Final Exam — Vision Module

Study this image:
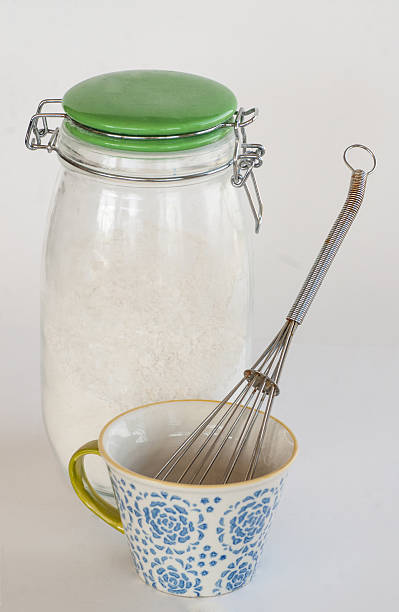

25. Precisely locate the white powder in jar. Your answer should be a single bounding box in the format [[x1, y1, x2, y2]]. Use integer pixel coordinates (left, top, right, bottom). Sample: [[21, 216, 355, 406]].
[[42, 172, 251, 494]]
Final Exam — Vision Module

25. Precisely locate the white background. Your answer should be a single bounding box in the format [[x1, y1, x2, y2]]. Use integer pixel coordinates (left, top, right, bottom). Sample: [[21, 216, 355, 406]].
[[1, 0, 398, 610]]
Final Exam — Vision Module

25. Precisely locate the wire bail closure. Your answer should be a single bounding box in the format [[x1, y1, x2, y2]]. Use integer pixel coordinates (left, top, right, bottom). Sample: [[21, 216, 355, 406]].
[[25, 101, 266, 233], [231, 108, 265, 233], [25, 99, 66, 153]]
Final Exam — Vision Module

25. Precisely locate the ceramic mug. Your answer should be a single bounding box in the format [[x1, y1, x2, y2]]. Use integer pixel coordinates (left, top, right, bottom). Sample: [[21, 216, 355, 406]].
[[69, 399, 297, 597]]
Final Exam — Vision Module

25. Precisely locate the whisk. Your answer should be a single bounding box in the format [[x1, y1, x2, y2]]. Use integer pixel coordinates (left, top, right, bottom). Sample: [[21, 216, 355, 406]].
[[155, 144, 376, 485]]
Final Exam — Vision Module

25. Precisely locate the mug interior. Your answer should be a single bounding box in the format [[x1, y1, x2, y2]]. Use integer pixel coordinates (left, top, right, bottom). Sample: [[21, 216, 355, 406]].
[[100, 399, 296, 485]]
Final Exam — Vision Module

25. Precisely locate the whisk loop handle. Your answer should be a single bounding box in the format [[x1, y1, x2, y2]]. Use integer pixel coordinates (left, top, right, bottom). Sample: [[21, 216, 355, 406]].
[[287, 145, 375, 325]]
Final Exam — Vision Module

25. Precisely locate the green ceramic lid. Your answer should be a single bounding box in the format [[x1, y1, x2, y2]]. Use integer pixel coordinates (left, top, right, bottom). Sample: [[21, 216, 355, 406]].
[[62, 70, 237, 152]]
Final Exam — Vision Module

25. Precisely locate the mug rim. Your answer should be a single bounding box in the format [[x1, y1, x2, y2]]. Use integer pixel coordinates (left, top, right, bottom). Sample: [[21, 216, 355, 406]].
[[98, 398, 298, 490]]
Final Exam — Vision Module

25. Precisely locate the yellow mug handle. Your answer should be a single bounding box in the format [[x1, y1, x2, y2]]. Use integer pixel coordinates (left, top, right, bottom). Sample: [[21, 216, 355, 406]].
[[68, 440, 124, 533]]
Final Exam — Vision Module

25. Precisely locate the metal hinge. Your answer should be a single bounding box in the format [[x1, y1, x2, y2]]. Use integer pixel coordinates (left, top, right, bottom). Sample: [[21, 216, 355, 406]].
[[231, 108, 265, 233], [25, 99, 65, 152]]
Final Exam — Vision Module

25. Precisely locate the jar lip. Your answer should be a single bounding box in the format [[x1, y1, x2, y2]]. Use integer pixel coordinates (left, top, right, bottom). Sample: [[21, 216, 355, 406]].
[[56, 122, 235, 182]]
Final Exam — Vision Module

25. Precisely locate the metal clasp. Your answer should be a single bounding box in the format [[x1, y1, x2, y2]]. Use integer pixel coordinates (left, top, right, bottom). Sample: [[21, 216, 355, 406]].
[[231, 108, 265, 233], [25, 99, 65, 152]]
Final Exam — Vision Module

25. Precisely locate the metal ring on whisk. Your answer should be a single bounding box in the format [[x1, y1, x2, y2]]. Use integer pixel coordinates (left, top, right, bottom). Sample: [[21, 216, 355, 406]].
[[343, 144, 376, 175]]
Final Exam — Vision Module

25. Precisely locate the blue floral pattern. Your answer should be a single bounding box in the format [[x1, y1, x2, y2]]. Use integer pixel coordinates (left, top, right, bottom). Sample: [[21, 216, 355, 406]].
[[108, 469, 286, 597], [131, 490, 206, 554], [216, 481, 284, 555], [147, 557, 202, 595], [213, 556, 256, 594]]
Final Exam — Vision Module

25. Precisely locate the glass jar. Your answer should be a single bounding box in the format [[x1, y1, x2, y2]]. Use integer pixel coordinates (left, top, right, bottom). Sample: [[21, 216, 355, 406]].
[[25, 71, 265, 495]]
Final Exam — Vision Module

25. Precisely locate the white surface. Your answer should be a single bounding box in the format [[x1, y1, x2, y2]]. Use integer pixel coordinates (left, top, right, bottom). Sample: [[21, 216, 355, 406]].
[[2, 346, 398, 611], [1, 0, 399, 610]]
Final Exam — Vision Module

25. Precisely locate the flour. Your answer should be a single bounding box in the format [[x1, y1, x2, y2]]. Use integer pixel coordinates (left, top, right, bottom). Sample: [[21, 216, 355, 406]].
[[42, 170, 251, 494]]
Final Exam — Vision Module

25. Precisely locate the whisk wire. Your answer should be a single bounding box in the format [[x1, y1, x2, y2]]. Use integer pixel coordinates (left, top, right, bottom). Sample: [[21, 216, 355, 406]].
[[178, 381, 257, 483], [246, 320, 297, 480], [180, 325, 294, 482], [154, 376, 247, 480], [193, 387, 260, 484], [155, 325, 289, 481], [222, 384, 268, 483], [223, 320, 295, 482]]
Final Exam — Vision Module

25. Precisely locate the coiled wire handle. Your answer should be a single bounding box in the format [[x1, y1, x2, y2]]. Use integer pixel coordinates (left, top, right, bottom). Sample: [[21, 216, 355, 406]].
[[287, 145, 376, 325]]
